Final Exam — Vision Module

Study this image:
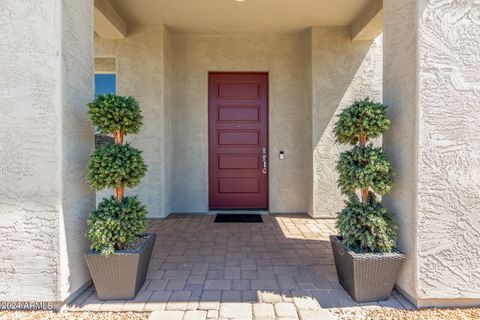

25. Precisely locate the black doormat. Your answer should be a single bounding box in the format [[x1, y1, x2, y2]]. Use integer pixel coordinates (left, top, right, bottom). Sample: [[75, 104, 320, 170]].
[[214, 214, 263, 223]]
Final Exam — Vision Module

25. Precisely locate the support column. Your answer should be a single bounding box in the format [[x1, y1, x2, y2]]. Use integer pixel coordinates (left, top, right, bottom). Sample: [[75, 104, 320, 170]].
[[384, 0, 480, 307], [0, 0, 94, 305], [309, 27, 383, 218]]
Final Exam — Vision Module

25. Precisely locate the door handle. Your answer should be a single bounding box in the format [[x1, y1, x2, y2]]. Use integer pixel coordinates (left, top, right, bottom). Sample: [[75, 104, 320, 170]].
[[262, 147, 267, 174]]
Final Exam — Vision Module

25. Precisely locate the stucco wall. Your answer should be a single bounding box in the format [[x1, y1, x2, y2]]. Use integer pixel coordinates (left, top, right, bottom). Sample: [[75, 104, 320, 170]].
[[60, 0, 95, 302], [382, 0, 418, 304], [95, 27, 383, 217], [310, 27, 383, 218], [163, 28, 174, 216], [95, 25, 167, 218], [0, 0, 94, 303], [305, 29, 314, 216], [384, 0, 480, 307], [415, 0, 480, 304], [169, 33, 310, 214]]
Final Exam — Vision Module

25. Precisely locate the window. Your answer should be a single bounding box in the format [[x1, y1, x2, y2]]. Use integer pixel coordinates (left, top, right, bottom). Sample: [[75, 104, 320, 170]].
[[94, 74, 116, 97]]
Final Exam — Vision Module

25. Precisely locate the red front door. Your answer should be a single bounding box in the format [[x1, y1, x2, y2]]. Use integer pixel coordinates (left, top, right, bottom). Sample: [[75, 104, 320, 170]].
[[209, 72, 269, 209]]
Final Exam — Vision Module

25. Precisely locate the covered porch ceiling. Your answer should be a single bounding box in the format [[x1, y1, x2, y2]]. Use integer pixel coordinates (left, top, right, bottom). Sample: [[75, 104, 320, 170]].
[[94, 0, 383, 40]]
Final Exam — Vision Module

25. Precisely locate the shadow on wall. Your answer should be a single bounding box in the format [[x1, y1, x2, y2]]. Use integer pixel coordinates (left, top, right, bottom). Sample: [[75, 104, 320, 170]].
[[312, 33, 383, 218], [68, 214, 411, 311]]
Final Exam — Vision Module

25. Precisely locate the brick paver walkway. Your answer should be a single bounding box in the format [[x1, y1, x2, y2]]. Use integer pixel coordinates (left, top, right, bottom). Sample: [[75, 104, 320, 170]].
[[69, 214, 414, 319]]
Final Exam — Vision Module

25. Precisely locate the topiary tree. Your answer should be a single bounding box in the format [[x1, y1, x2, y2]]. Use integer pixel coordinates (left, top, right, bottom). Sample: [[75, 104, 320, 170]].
[[86, 94, 148, 255], [334, 98, 397, 253]]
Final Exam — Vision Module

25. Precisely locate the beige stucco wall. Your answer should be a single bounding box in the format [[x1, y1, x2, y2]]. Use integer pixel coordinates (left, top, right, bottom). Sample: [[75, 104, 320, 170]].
[[94, 27, 383, 217], [0, 0, 94, 303], [310, 27, 383, 218], [384, 0, 480, 307], [305, 29, 314, 216], [169, 33, 311, 214], [95, 25, 167, 218], [163, 28, 174, 216], [383, 0, 418, 304]]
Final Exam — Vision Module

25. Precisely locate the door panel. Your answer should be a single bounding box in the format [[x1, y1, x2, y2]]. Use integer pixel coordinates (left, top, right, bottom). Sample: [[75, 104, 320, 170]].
[[218, 155, 259, 169], [218, 83, 260, 98], [218, 130, 260, 145], [218, 178, 260, 194], [217, 106, 260, 122], [209, 73, 268, 209]]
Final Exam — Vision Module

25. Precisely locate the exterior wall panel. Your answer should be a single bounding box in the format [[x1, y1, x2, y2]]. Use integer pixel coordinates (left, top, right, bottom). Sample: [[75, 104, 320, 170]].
[[0, 0, 94, 303], [169, 33, 310, 214], [384, 0, 480, 307], [95, 27, 383, 217], [95, 26, 166, 218], [310, 27, 383, 218]]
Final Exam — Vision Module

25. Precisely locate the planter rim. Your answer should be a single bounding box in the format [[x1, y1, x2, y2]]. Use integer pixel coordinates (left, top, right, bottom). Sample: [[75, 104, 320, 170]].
[[86, 233, 156, 256], [330, 235, 405, 259]]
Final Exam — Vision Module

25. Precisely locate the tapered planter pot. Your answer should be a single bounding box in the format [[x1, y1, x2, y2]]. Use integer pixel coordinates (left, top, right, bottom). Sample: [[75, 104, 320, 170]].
[[330, 235, 405, 303], [84, 233, 156, 300]]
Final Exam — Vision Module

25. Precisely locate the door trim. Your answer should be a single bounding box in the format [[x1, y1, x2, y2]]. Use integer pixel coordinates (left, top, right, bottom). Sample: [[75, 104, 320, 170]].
[[208, 71, 269, 210]]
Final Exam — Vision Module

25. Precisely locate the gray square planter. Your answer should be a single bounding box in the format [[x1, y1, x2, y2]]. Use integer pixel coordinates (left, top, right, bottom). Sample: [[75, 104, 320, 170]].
[[84, 233, 156, 300], [330, 235, 405, 303]]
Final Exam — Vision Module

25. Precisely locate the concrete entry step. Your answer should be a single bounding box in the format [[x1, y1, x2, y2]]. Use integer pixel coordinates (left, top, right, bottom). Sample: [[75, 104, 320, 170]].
[[208, 210, 270, 215]]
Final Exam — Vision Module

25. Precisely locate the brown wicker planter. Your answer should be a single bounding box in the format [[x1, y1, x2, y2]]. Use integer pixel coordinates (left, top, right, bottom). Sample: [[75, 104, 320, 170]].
[[84, 233, 156, 300], [330, 235, 405, 303]]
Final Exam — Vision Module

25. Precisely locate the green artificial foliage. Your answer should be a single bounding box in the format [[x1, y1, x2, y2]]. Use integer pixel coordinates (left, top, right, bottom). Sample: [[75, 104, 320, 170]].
[[87, 94, 143, 135], [334, 98, 397, 254], [336, 193, 397, 253], [85, 94, 148, 256], [337, 145, 394, 196], [87, 196, 147, 256], [334, 98, 391, 145], [86, 144, 147, 190]]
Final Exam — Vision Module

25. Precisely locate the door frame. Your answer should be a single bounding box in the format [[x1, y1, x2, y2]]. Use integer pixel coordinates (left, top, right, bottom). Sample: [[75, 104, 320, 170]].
[[207, 71, 269, 210]]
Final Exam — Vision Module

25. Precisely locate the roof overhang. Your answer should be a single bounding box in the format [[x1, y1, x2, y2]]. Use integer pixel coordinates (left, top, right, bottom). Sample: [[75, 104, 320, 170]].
[[94, 0, 383, 40]]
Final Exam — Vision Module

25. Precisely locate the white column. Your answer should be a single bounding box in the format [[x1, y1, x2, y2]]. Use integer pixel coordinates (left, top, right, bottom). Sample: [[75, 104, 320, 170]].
[[384, 0, 480, 307], [0, 0, 94, 304]]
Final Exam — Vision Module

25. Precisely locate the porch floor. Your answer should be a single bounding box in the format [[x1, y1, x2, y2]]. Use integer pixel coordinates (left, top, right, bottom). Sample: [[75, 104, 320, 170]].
[[69, 214, 414, 319]]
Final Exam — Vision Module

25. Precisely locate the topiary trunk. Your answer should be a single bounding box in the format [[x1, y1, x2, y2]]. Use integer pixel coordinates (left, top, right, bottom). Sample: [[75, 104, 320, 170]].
[[113, 129, 125, 203], [358, 133, 368, 202]]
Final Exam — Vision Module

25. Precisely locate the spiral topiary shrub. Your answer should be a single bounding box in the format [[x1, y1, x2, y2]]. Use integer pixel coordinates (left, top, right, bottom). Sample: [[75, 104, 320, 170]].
[[334, 98, 397, 253], [86, 94, 148, 255]]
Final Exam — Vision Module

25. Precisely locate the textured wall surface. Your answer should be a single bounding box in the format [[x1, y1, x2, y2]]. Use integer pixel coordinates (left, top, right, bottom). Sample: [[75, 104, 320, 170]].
[[163, 28, 174, 216], [60, 0, 95, 302], [305, 29, 314, 216], [310, 27, 383, 218], [169, 33, 311, 214], [384, 0, 480, 307], [383, 0, 418, 301], [416, 0, 480, 303], [0, 0, 94, 302], [94, 28, 383, 217], [95, 25, 167, 218]]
